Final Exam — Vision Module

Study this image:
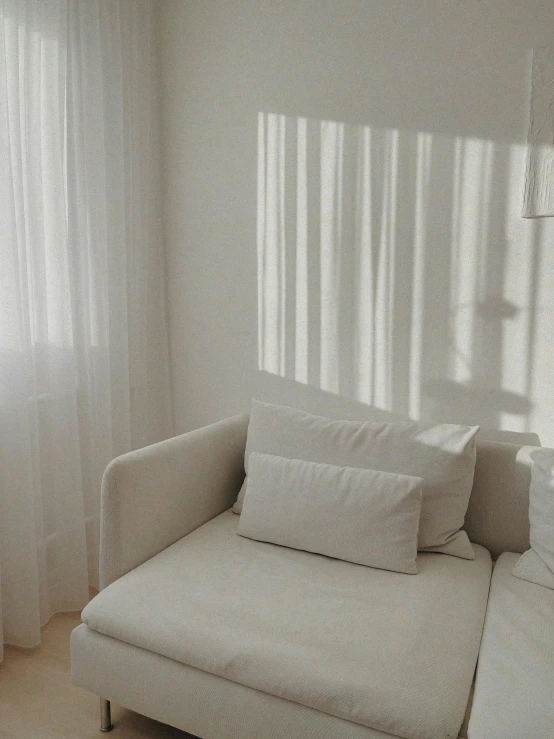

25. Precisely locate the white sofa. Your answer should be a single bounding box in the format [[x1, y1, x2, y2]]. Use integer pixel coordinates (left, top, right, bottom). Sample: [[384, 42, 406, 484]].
[[70, 414, 554, 739]]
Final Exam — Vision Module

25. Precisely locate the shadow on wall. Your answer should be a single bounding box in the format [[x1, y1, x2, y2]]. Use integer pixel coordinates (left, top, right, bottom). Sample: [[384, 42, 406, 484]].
[[256, 111, 547, 436]]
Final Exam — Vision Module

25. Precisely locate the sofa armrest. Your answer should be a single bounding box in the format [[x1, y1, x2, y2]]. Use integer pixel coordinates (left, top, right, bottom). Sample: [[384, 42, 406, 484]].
[[99, 414, 249, 589]]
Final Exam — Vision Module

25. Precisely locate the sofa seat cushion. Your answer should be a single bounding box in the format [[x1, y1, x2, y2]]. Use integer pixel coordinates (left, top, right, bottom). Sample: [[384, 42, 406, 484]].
[[82, 511, 492, 739], [468, 552, 554, 739]]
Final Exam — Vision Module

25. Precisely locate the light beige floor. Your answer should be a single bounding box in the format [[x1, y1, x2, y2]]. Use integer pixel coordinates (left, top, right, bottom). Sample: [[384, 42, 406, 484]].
[[0, 610, 196, 738]]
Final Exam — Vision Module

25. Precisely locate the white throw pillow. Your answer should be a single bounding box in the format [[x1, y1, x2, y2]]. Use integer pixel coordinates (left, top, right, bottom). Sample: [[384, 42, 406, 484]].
[[239, 453, 423, 574], [233, 400, 478, 559], [513, 449, 554, 589]]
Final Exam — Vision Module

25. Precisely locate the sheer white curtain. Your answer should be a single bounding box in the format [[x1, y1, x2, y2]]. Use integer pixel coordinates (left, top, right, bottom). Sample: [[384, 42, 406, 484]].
[[0, 0, 172, 660]]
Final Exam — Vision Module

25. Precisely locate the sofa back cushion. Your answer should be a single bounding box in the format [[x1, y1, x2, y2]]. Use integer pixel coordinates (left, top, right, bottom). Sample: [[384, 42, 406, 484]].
[[239, 453, 423, 574], [506, 448, 554, 588], [235, 399, 479, 559]]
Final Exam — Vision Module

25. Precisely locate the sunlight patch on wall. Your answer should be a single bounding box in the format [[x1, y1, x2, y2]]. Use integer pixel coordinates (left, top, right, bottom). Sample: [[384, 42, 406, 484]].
[[409, 132, 431, 419], [295, 117, 308, 385], [256, 111, 542, 433], [449, 138, 493, 387]]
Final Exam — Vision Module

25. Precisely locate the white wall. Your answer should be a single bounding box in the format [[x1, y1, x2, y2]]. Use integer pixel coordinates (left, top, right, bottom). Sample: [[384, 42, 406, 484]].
[[157, 0, 554, 445]]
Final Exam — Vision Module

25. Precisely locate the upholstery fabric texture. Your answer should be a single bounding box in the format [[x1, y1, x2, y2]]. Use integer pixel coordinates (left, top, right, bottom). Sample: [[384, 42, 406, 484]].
[[469, 552, 554, 739], [233, 399, 478, 558], [239, 453, 422, 574], [512, 548, 554, 589], [100, 414, 248, 588], [71, 625, 471, 739], [82, 510, 492, 739], [512, 448, 554, 589], [464, 440, 535, 558]]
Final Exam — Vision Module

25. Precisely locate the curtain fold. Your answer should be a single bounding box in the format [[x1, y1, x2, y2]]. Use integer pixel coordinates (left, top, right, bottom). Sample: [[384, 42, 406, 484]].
[[0, 0, 172, 661]]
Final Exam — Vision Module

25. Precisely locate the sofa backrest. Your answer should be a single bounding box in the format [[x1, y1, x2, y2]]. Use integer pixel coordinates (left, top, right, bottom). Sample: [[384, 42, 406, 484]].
[[239, 410, 536, 559], [465, 441, 536, 559]]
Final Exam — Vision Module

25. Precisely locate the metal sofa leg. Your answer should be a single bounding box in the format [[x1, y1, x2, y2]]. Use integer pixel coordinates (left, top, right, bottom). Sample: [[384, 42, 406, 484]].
[[100, 698, 113, 732]]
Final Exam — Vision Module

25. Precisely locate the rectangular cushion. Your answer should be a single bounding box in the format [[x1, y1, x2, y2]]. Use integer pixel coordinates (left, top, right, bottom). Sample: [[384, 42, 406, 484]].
[[239, 453, 422, 574], [72, 624, 472, 739], [82, 510, 492, 739], [233, 400, 478, 559], [512, 448, 554, 588], [469, 552, 554, 739], [464, 440, 535, 559]]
